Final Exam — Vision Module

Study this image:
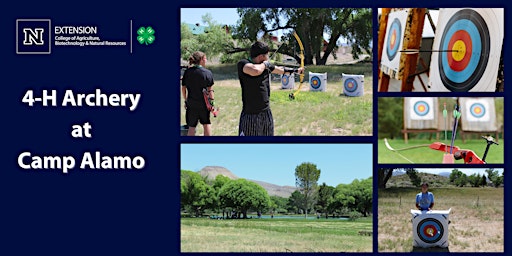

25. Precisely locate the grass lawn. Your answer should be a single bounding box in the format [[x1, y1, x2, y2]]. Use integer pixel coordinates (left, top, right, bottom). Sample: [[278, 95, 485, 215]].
[[180, 63, 373, 136], [181, 217, 373, 252], [378, 139, 504, 164]]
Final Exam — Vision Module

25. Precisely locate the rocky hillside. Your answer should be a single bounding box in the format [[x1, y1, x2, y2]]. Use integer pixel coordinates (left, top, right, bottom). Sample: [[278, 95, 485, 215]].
[[197, 166, 296, 198]]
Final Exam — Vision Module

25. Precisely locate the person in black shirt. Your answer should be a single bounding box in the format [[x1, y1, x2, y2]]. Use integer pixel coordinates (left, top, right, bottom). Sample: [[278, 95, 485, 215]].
[[181, 51, 214, 136], [237, 41, 304, 136]]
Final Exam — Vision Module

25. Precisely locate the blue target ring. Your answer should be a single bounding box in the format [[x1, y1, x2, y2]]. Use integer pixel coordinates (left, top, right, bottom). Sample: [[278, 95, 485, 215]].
[[344, 78, 358, 92], [386, 18, 402, 61], [417, 218, 444, 243], [282, 74, 290, 85], [413, 101, 430, 116], [310, 76, 321, 89], [469, 102, 486, 118], [438, 9, 490, 92]]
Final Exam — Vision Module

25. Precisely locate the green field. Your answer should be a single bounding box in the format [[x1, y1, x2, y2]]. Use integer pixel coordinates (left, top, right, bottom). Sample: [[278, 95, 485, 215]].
[[378, 187, 504, 252], [180, 63, 373, 136], [378, 139, 504, 164], [181, 217, 373, 252]]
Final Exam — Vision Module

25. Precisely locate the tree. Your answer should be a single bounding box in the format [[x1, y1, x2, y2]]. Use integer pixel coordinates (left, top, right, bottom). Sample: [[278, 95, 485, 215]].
[[218, 179, 270, 218], [405, 168, 421, 187], [468, 173, 482, 187], [316, 183, 335, 218], [180, 13, 233, 62], [449, 169, 467, 187], [329, 178, 372, 217], [212, 175, 232, 218], [234, 8, 372, 65], [378, 168, 394, 189], [378, 98, 404, 139], [485, 169, 503, 188], [287, 190, 305, 214], [481, 174, 487, 187], [180, 170, 216, 217], [269, 196, 289, 214], [294, 162, 321, 218]]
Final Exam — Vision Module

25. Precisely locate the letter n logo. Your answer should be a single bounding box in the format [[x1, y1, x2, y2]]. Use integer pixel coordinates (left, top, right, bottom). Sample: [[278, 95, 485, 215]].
[[23, 28, 45, 45], [16, 19, 51, 54]]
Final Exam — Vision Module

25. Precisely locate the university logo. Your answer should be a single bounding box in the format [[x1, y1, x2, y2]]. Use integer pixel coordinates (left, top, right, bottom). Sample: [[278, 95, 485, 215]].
[[16, 19, 51, 54]]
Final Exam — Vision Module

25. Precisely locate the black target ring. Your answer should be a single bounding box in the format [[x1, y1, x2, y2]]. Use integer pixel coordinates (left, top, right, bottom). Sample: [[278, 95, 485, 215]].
[[438, 9, 490, 92]]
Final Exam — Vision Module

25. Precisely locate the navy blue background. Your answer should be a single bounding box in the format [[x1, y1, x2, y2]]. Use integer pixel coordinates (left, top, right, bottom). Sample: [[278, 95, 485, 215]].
[[1, 1, 509, 255]]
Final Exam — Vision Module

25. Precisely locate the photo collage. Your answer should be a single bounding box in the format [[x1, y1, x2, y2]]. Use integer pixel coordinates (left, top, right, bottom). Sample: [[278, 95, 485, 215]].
[[179, 7, 504, 253]]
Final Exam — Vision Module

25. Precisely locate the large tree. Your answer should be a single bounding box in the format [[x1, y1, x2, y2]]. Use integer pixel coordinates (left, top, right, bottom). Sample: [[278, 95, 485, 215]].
[[218, 179, 270, 218], [294, 162, 321, 218], [180, 170, 216, 217], [234, 8, 372, 65], [329, 177, 372, 217], [316, 182, 335, 218]]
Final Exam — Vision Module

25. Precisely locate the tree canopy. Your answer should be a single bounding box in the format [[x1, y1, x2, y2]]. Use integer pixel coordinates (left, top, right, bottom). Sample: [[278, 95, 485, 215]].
[[294, 162, 321, 218], [234, 8, 372, 65]]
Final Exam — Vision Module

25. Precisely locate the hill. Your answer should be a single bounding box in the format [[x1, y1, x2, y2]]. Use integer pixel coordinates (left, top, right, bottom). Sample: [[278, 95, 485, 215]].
[[197, 166, 296, 198]]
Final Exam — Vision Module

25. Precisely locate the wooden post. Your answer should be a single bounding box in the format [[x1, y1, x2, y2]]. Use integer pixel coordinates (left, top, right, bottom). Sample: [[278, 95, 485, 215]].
[[378, 8, 391, 92], [400, 8, 426, 92]]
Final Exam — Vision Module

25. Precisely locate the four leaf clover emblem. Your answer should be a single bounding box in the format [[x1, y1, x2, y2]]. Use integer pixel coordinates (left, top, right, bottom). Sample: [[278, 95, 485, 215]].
[[137, 26, 155, 45]]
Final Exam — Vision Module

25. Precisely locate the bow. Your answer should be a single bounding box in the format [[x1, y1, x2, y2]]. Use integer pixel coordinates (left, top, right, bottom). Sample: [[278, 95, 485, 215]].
[[289, 31, 305, 100]]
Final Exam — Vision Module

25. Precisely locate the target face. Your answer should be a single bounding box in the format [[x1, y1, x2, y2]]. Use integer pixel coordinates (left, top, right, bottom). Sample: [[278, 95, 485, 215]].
[[408, 98, 435, 120], [463, 98, 492, 122], [438, 9, 490, 91], [344, 78, 358, 92], [282, 74, 290, 85], [413, 101, 430, 116], [386, 18, 402, 61], [417, 218, 444, 243], [469, 102, 486, 118], [310, 76, 321, 89]]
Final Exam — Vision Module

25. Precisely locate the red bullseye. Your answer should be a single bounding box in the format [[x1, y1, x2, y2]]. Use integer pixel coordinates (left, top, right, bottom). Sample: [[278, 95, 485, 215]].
[[446, 30, 472, 72], [390, 30, 397, 49], [423, 225, 438, 237]]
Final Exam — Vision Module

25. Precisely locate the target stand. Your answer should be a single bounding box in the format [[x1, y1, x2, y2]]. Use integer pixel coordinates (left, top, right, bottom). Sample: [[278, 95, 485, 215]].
[[411, 208, 451, 248]]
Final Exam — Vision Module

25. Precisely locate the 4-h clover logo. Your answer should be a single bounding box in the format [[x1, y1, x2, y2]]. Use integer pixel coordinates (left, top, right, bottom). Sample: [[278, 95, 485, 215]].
[[137, 26, 155, 45]]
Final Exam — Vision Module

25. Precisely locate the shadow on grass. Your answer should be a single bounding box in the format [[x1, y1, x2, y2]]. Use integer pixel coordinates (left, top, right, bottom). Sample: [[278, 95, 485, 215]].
[[412, 246, 450, 252]]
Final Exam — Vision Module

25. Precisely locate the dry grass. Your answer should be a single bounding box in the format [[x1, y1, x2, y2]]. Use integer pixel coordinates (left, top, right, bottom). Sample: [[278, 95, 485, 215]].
[[181, 218, 372, 252], [378, 187, 504, 252]]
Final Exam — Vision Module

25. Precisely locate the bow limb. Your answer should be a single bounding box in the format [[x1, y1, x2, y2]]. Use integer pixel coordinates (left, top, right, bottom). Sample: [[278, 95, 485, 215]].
[[290, 31, 305, 99]]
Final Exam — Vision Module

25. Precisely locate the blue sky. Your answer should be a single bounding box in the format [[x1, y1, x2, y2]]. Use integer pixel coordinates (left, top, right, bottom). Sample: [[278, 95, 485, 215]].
[[181, 144, 373, 187], [180, 8, 240, 26]]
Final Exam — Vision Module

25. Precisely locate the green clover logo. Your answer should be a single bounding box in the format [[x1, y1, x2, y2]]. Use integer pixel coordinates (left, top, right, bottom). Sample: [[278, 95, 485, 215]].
[[137, 26, 155, 45]]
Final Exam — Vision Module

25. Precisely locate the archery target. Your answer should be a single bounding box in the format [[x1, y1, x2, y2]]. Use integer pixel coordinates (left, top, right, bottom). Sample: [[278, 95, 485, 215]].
[[417, 218, 444, 243], [429, 8, 504, 92], [409, 98, 434, 120], [461, 98, 492, 122], [281, 73, 295, 89], [380, 9, 409, 76], [309, 72, 327, 91], [411, 209, 451, 248], [342, 73, 364, 96]]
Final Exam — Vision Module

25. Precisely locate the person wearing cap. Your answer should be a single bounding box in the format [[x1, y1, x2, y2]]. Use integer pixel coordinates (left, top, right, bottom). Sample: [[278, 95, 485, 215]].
[[416, 182, 435, 211], [237, 41, 304, 136]]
